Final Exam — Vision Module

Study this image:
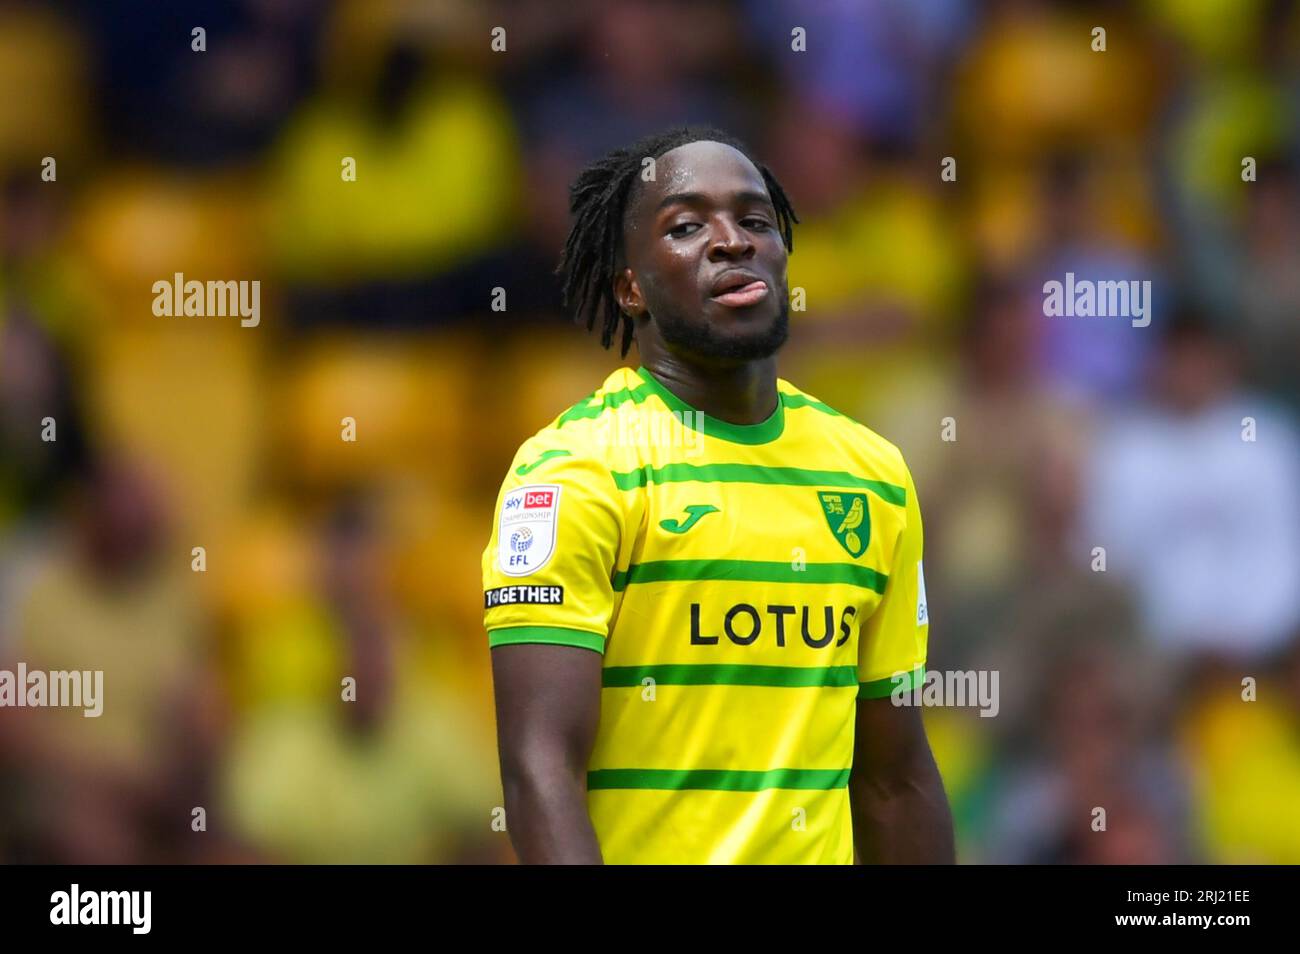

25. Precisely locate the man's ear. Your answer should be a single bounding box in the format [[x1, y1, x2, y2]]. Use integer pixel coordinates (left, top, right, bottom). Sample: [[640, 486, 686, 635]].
[[613, 267, 645, 318]]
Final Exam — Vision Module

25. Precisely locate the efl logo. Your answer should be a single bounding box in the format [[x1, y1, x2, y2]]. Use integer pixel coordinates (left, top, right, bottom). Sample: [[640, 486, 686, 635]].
[[498, 484, 560, 577]]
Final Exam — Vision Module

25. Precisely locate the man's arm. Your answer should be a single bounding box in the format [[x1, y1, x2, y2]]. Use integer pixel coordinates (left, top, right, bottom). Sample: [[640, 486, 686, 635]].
[[849, 695, 955, 864], [491, 643, 604, 864]]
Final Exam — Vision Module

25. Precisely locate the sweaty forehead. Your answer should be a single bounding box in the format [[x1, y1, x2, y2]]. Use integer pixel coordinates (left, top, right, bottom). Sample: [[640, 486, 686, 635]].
[[624, 140, 770, 228]]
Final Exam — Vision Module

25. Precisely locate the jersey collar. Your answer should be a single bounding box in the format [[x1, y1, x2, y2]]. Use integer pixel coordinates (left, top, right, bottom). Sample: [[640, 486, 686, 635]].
[[634, 366, 786, 445]]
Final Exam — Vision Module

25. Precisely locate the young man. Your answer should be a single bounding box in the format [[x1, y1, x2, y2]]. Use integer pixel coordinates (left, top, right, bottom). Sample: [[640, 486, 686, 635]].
[[482, 126, 955, 864]]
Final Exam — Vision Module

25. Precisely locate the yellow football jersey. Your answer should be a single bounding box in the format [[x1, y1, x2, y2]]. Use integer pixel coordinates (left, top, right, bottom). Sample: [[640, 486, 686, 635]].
[[482, 365, 929, 864]]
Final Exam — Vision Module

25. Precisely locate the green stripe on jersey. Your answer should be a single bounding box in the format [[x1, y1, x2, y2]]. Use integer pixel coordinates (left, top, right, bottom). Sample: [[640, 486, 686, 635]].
[[609, 462, 906, 505], [587, 767, 851, 792], [611, 559, 887, 593], [602, 663, 859, 688], [516, 449, 572, 475]]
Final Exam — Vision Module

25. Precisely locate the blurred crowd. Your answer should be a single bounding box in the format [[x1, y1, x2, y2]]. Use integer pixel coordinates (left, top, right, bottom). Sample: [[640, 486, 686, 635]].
[[0, 0, 1298, 863]]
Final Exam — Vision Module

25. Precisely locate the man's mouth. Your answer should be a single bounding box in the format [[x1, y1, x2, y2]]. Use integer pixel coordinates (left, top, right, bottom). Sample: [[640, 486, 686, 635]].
[[709, 274, 770, 308]]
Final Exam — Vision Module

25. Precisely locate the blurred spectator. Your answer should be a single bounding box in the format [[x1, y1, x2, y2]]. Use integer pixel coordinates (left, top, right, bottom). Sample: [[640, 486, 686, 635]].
[[773, 92, 968, 417], [985, 643, 1193, 863], [267, 34, 523, 320], [74, 0, 325, 166], [1176, 642, 1300, 863], [1027, 154, 1166, 404], [220, 494, 504, 863], [887, 276, 1092, 667], [0, 3, 89, 167], [1232, 160, 1300, 410], [744, 0, 976, 148], [0, 453, 222, 863], [1175, 154, 1300, 412], [1081, 310, 1300, 661], [0, 312, 89, 529]]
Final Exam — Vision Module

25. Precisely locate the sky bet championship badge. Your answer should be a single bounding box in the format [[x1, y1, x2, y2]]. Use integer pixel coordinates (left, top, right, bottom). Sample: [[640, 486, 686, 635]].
[[819, 491, 870, 558], [498, 484, 561, 576]]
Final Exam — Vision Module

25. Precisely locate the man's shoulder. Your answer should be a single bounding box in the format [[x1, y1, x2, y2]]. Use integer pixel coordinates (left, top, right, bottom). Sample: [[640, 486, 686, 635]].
[[549, 365, 651, 433], [778, 377, 910, 478], [504, 365, 642, 479]]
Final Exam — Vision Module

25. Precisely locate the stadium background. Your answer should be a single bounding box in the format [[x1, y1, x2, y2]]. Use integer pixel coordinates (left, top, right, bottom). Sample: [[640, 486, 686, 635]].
[[1, 0, 1298, 864]]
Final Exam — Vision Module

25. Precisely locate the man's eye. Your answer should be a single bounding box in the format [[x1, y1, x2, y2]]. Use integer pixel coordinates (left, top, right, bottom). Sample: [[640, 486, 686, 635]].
[[744, 218, 772, 231], [668, 223, 701, 238]]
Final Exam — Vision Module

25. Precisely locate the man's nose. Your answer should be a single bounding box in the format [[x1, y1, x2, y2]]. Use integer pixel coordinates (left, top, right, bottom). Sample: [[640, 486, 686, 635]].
[[707, 217, 754, 260]]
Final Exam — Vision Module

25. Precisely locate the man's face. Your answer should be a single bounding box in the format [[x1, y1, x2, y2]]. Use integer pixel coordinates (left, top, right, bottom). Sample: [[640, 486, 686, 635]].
[[615, 141, 789, 364]]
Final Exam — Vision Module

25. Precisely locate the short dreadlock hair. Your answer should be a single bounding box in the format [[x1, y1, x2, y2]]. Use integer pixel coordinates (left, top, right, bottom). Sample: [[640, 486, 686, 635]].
[[556, 126, 798, 358]]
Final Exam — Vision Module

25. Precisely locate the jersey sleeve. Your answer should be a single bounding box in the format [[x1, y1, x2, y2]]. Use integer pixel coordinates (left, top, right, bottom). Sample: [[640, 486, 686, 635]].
[[481, 439, 623, 654], [857, 461, 929, 699]]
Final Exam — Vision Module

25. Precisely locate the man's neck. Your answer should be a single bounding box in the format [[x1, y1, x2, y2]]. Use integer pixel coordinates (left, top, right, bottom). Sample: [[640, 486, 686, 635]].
[[639, 354, 779, 426]]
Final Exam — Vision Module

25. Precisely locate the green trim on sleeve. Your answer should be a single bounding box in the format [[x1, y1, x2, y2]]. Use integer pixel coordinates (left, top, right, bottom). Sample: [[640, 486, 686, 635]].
[[858, 665, 925, 699], [488, 626, 607, 654]]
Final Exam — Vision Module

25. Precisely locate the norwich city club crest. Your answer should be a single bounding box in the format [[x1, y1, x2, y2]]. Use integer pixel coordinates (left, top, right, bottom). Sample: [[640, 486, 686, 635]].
[[818, 492, 870, 558]]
